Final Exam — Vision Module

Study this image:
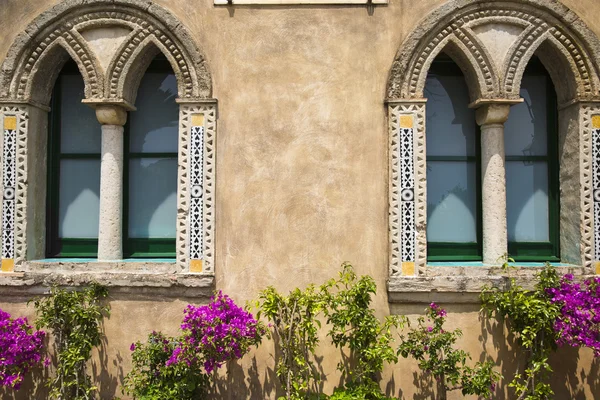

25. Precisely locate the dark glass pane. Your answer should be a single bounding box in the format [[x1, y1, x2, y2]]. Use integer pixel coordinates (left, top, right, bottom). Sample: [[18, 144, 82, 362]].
[[129, 73, 178, 153], [425, 74, 477, 156], [427, 161, 478, 242], [128, 158, 177, 238], [60, 74, 101, 153], [59, 159, 100, 238]]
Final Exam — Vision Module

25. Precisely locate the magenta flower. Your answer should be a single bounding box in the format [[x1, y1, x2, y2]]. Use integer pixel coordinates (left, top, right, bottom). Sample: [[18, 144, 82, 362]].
[[167, 291, 264, 374], [0, 309, 46, 390]]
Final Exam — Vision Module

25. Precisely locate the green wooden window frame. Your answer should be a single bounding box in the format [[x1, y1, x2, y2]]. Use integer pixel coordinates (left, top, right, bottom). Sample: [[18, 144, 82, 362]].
[[123, 56, 177, 258], [46, 60, 100, 257], [46, 57, 178, 258], [425, 56, 560, 262], [506, 59, 560, 262], [426, 56, 483, 261]]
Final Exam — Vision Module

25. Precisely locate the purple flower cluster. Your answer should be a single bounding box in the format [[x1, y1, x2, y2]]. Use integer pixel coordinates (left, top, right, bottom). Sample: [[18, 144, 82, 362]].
[[168, 291, 263, 373], [0, 309, 45, 390], [547, 274, 600, 356]]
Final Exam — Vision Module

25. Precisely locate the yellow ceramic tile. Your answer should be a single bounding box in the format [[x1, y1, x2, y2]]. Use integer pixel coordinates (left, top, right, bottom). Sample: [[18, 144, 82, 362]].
[[399, 115, 413, 129], [190, 259, 203, 273], [401, 261, 415, 276], [3, 116, 16, 130], [593, 115, 600, 129], [1, 259, 14, 272], [191, 114, 204, 127]]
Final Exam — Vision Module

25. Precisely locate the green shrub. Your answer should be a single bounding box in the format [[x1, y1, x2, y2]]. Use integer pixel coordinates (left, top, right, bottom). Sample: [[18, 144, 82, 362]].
[[32, 283, 109, 400]]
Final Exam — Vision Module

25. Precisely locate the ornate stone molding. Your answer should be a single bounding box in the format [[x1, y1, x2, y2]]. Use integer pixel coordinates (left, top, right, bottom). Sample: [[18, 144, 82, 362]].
[[387, 0, 600, 288], [387, 0, 600, 103], [0, 0, 212, 106], [178, 102, 217, 275], [584, 104, 600, 272], [0, 1, 217, 281], [388, 102, 426, 277], [0, 107, 28, 272]]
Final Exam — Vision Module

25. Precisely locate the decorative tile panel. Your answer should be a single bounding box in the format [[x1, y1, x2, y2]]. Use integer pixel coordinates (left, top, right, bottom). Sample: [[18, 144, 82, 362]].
[[389, 102, 426, 277], [1, 109, 27, 272], [592, 114, 600, 273], [178, 103, 217, 274]]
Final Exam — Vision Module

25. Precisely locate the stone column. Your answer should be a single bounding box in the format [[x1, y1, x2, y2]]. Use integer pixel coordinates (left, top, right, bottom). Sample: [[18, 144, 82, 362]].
[[476, 104, 511, 264], [95, 105, 127, 261]]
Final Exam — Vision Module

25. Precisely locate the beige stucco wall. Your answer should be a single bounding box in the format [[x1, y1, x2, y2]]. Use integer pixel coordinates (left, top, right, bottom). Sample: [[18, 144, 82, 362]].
[[1, 0, 600, 398]]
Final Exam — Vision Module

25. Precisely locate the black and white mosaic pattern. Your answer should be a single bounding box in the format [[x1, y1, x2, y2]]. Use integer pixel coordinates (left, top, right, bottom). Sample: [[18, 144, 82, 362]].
[[189, 125, 204, 261], [593, 127, 600, 261], [2, 126, 16, 260], [400, 126, 415, 262]]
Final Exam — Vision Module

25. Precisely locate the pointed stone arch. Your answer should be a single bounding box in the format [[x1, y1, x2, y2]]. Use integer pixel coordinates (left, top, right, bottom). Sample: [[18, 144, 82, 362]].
[[0, 0, 212, 107], [387, 0, 600, 283]]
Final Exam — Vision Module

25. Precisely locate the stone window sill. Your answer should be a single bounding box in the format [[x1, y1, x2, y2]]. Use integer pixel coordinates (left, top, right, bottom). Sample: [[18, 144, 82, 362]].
[[0, 260, 214, 298], [388, 263, 594, 304]]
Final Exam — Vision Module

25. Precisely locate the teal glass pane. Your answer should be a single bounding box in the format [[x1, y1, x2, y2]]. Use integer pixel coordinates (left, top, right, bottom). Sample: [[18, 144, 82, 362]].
[[505, 75, 547, 156], [506, 161, 549, 242], [128, 158, 177, 238], [60, 75, 101, 153], [425, 74, 477, 157], [427, 161, 478, 242], [129, 73, 178, 153], [59, 159, 100, 238]]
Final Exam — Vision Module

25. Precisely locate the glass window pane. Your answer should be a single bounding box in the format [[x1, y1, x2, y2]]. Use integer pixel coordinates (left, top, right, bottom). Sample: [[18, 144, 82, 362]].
[[60, 74, 101, 153], [506, 161, 549, 242], [128, 158, 177, 238], [505, 75, 547, 156], [59, 159, 100, 238], [129, 73, 178, 153], [427, 161, 478, 242], [425, 74, 477, 156]]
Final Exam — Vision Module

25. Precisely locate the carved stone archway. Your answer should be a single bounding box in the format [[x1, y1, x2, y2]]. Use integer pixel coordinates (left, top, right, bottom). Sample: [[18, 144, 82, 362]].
[[386, 0, 600, 285], [0, 0, 216, 277]]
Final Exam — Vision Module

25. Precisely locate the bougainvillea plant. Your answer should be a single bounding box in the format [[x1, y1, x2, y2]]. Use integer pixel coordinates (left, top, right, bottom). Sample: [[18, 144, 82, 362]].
[[122, 331, 208, 400], [168, 291, 265, 374], [0, 309, 46, 390], [547, 274, 600, 356], [397, 303, 500, 398]]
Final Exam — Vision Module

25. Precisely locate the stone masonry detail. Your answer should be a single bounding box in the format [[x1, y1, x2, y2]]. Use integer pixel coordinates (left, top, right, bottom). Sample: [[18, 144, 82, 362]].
[[0, 1, 216, 279]]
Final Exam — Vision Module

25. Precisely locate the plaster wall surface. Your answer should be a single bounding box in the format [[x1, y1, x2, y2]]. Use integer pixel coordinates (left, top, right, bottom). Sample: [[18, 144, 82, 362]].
[[1, 0, 600, 398]]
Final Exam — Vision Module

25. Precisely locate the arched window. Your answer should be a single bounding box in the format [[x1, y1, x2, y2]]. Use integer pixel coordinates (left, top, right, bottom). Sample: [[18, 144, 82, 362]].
[[46, 60, 101, 257], [124, 55, 178, 257], [505, 57, 559, 261], [46, 56, 179, 258], [426, 55, 481, 261]]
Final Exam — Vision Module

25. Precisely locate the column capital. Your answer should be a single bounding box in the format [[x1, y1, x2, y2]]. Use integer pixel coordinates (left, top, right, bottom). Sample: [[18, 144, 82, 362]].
[[95, 104, 127, 126], [475, 103, 512, 126]]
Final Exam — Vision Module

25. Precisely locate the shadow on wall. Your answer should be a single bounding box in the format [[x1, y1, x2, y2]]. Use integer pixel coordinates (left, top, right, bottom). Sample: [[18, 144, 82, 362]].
[[210, 356, 279, 400]]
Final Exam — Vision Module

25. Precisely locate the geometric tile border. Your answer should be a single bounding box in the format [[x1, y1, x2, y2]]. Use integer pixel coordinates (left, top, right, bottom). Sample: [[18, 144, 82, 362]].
[[388, 102, 426, 277], [1, 116, 16, 271], [592, 114, 600, 273], [0, 106, 27, 272], [177, 102, 217, 274]]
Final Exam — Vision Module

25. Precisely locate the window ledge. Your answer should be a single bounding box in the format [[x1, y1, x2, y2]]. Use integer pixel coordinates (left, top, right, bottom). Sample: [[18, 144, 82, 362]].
[[388, 263, 594, 304], [0, 261, 214, 298]]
